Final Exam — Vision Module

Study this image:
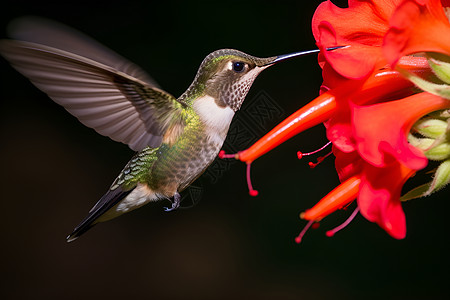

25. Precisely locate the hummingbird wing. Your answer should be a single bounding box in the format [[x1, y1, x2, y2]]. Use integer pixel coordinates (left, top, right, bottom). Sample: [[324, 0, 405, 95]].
[[6, 16, 160, 89], [0, 19, 187, 151]]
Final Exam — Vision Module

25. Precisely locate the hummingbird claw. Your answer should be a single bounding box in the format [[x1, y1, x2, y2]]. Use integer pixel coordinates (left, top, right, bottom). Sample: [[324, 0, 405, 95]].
[[164, 192, 181, 212]]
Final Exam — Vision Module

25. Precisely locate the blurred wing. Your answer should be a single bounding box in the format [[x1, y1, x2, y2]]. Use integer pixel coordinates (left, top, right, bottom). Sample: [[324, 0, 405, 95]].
[[7, 16, 159, 88], [0, 40, 186, 151]]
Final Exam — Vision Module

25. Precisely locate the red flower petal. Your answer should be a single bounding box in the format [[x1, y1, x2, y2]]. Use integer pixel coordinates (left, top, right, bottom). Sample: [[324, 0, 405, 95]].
[[327, 69, 416, 153], [319, 60, 349, 93], [333, 147, 363, 181], [358, 159, 414, 239], [383, 0, 450, 66], [312, 0, 400, 78], [351, 92, 450, 169]]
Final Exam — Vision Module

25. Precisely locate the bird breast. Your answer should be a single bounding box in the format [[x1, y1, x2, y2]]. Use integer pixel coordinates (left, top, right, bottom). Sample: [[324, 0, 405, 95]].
[[193, 94, 235, 141]]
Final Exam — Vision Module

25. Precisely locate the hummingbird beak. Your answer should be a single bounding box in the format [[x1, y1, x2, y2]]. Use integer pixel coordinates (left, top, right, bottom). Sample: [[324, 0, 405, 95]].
[[262, 46, 347, 67]]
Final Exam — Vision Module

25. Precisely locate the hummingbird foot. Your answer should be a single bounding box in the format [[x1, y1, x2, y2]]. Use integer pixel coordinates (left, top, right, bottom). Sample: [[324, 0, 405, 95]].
[[164, 192, 181, 212]]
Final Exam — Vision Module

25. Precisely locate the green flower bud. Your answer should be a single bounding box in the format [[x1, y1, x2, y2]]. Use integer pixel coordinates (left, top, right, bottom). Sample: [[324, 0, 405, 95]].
[[404, 109, 450, 201], [428, 53, 450, 85], [408, 135, 435, 151], [432, 159, 450, 192], [397, 53, 450, 100], [425, 142, 450, 160], [413, 118, 448, 139]]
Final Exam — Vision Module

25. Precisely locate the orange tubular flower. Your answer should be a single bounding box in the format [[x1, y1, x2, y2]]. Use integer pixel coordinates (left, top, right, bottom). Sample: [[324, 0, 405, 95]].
[[222, 0, 450, 241], [302, 175, 361, 221], [238, 61, 428, 163]]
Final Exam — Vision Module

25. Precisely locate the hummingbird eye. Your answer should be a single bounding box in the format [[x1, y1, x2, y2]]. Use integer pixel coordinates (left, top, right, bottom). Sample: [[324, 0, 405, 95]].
[[232, 61, 246, 73]]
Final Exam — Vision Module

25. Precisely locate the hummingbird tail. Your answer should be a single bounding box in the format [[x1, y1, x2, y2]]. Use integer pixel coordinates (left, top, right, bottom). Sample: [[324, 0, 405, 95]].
[[66, 186, 134, 242]]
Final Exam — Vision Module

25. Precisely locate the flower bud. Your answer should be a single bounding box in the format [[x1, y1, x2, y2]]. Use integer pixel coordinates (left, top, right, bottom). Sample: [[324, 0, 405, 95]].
[[425, 142, 450, 161], [428, 53, 450, 85], [413, 118, 448, 139], [432, 159, 450, 193]]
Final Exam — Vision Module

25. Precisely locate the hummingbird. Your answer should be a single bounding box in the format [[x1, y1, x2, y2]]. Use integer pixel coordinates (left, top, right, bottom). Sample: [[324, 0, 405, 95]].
[[0, 17, 319, 242]]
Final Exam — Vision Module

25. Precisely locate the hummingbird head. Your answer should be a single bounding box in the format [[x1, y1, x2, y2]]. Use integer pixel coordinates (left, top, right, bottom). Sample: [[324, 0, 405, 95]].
[[186, 49, 297, 112]]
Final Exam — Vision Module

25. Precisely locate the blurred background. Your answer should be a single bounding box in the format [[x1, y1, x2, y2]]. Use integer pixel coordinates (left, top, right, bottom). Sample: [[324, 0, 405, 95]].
[[1, 0, 449, 299]]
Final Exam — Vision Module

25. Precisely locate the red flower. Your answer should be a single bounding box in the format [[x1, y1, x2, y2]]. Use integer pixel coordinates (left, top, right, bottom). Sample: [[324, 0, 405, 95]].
[[305, 92, 449, 239], [303, 0, 450, 239], [221, 0, 450, 241], [312, 0, 399, 79]]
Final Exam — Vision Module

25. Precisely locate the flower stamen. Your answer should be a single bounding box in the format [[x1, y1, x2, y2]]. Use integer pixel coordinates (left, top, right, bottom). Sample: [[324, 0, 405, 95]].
[[297, 141, 332, 159], [308, 151, 333, 169], [219, 150, 258, 196], [246, 163, 258, 196], [295, 220, 314, 244], [218, 150, 239, 160], [325, 206, 360, 237]]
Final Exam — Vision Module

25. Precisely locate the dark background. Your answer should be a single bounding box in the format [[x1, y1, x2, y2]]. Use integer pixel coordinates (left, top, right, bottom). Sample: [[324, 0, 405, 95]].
[[1, 0, 449, 299]]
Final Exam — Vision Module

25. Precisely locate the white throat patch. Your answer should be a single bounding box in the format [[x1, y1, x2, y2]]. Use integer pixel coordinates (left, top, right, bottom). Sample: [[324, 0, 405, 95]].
[[193, 95, 235, 132]]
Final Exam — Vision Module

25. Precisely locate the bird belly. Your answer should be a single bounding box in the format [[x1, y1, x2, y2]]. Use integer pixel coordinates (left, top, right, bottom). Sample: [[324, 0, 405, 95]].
[[99, 133, 223, 224], [178, 135, 224, 191], [149, 131, 225, 195]]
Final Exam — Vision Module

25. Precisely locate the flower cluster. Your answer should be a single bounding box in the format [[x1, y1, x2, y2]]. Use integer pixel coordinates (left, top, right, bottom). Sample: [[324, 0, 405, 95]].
[[222, 0, 450, 241]]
